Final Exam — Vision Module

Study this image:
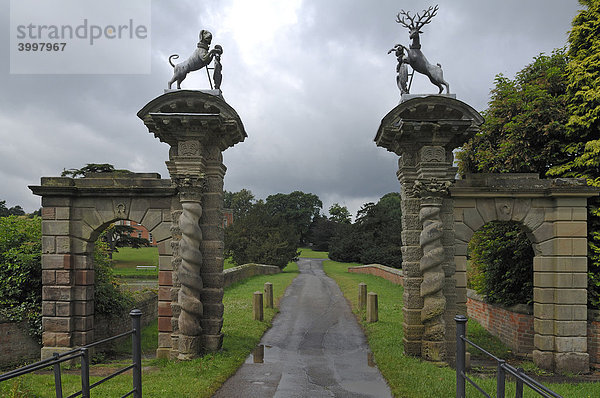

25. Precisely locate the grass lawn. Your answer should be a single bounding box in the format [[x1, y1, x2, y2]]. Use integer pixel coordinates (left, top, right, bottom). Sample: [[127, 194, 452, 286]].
[[0, 263, 300, 398], [298, 247, 329, 259], [112, 247, 159, 279], [322, 259, 600, 398]]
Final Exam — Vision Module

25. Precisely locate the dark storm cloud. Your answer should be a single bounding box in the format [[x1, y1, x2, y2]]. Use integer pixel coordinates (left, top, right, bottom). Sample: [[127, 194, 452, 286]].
[[0, 0, 581, 217]]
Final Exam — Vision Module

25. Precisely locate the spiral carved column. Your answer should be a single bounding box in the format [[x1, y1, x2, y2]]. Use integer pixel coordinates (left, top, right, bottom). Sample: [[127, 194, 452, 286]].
[[177, 186, 205, 359], [419, 195, 447, 362]]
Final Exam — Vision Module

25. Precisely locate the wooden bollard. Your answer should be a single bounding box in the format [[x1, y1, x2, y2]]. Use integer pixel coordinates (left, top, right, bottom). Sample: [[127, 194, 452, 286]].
[[253, 291, 263, 321], [367, 292, 378, 323], [264, 282, 273, 309], [358, 283, 367, 310]]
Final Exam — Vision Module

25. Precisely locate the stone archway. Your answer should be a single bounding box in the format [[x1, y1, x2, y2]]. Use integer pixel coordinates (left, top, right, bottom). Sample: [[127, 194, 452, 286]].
[[375, 95, 599, 373], [30, 172, 176, 359], [452, 173, 596, 373], [31, 89, 246, 360]]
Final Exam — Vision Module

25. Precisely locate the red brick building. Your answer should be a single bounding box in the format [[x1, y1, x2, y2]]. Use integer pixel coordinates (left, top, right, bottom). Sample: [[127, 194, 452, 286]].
[[114, 220, 157, 246]]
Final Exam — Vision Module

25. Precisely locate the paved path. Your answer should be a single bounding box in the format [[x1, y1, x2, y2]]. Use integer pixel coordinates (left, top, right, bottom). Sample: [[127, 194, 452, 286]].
[[213, 258, 392, 398]]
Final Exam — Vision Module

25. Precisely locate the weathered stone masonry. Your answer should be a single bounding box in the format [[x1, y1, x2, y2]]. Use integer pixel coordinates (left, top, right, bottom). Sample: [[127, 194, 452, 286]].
[[138, 90, 246, 359], [31, 90, 245, 361], [375, 95, 483, 364], [375, 95, 598, 373]]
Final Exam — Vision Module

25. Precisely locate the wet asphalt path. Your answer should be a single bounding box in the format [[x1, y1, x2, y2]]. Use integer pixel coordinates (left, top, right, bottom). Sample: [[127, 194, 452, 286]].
[[212, 258, 392, 398]]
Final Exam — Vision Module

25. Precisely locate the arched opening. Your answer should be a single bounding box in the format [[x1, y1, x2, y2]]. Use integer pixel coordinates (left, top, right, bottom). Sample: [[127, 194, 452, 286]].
[[466, 220, 535, 357]]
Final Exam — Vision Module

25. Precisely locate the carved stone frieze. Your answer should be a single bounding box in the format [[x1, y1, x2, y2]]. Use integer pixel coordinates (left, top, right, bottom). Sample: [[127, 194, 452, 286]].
[[420, 146, 446, 163]]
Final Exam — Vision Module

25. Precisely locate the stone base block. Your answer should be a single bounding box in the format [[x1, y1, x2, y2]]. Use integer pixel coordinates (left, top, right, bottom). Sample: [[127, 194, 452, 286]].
[[533, 350, 555, 372], [555, 352, 589, 374], [534, 350, 590, 373], [422, 340, 446, 362], [403, 338, 421, 356], [203, 333, 224, 352], [156, 347, 171, 359], [41, 346, 74, 360], [177, 335, 202, 360]]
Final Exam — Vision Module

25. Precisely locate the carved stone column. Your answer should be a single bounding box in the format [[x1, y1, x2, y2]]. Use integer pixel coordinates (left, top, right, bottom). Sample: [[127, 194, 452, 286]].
[[200, 144, 227, 351], [375, 95, 483, 365], [138, 90, 246, 359]]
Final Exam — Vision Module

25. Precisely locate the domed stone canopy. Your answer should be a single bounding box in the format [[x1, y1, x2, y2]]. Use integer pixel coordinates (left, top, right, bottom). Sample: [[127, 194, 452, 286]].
[[375, 95, 483, 155], [137, 90, 247, 151]]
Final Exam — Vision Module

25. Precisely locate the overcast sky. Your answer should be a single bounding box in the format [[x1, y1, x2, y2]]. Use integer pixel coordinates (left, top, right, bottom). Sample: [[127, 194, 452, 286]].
[[0, 0, 582, 219]]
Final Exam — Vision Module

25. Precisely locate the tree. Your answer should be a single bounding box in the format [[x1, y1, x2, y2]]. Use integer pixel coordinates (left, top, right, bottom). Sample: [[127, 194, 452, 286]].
[[329, 193, 403, 268], [0, 200, 26, 217], [458, 2, 600, 308], [328, 203, 351, 224], [223, 189, 255, 221], [61, 163, 118, 177], [224, 201, 299, 269], [457, 49, 570, 176], [307, 215, 337, 251], [102, 223, 150, 254], [265, 191, 322, 245], [545, 0, 600, 308]]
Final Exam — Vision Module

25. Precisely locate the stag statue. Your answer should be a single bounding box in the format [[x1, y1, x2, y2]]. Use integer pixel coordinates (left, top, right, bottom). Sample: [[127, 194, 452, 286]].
[[393, 5, 449, 94]]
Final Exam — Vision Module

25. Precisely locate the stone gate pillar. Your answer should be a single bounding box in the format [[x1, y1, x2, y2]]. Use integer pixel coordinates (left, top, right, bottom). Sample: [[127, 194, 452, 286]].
[[375, 95, 483, 363], [138, 90, 246, 359]]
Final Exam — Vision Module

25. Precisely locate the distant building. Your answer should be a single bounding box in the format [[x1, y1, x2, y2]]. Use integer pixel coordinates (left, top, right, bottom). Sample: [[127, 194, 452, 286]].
[[114, 211, 231, 245], [114, 220, 157, 246], [223, 209, 233, 228]]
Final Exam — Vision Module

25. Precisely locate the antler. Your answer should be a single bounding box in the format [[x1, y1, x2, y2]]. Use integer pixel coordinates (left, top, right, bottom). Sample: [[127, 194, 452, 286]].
[[396, 9, 416, 29], [396, 5, 439, 31], [414, 5, 438, 30]]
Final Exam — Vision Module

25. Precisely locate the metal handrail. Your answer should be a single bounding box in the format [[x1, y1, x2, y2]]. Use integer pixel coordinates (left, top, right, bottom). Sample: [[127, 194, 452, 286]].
[[0, 309, 143, 398], [455, 315, 562, 398]]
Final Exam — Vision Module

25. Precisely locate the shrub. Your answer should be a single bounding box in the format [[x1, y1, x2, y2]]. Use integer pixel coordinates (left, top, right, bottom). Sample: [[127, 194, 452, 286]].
[[468, 221, 534, 306], [0, 216, 133, 343], [93, 238, 133, 315], [0, 216, 42, 341]]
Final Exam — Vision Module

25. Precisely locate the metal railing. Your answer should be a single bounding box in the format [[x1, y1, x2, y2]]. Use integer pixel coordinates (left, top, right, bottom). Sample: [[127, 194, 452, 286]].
[[0, 309, 143, 398], [455, 315, 562, 398]]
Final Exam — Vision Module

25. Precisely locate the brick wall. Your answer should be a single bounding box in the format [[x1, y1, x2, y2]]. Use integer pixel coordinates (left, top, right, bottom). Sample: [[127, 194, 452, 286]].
[[0, 317, 41, 368], [466, 290, 534, 356], [347, 264, 404, 286], [347, 264, 600, 365]]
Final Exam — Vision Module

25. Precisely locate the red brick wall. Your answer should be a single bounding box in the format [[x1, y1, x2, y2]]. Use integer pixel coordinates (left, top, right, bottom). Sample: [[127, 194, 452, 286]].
[[347, 264, 404, 286], [467, 294, 534, 356]]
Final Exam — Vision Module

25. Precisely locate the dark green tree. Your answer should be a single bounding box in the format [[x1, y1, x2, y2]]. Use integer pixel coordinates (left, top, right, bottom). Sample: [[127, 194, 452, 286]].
[[224, 201, 299, 269], [307, 215, 337, 251], [328, 203, 351, 224], [61, 163, 117, 177], [457, 49, 570, 176], [546, 0, 600, 308], [0, 200, 26, 217], [102, 223, 150, 254], [329, 193, 403, 268], [223, 189, 255, 221], [265, 191, 322, 245]]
